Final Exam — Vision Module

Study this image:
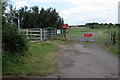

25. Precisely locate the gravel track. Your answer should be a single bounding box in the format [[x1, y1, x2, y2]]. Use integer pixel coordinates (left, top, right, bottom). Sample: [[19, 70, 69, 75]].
[[47, 31, 118, 78]]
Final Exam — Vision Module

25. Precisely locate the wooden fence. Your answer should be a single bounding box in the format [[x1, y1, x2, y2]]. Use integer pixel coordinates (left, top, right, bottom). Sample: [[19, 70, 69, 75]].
[[20, 28, 65, 42]]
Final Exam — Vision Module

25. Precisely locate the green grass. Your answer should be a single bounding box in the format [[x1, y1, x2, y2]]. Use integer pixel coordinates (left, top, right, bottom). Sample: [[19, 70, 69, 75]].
[[68, 33, 84, 38], [98, 42, 118, 56], [3, 40, 62, 77], [97, 31, 108, 42], [68, 27, 96, 38], [97, 30, 119, 56]]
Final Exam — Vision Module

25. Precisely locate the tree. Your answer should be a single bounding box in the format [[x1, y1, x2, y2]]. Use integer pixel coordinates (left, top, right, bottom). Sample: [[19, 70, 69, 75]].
[[12, 6, 64, 29], [109, 23, 113, 26], [2, 2, 29, 61], [104, 23, 108, 25]]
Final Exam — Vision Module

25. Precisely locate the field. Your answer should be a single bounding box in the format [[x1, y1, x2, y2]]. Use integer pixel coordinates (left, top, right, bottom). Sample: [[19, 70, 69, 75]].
[[68, 27, 92, 38], [68, 27, 107, 38]]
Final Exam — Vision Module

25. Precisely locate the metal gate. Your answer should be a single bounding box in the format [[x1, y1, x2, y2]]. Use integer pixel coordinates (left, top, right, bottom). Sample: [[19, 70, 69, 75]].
[[67, 27, 117, 43]]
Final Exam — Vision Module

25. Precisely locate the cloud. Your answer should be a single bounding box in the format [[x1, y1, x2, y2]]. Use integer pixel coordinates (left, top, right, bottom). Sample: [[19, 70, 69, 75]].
[[12, 0, 119, 24], [59, 0, 119, 24], [15, 1, 29, 9]]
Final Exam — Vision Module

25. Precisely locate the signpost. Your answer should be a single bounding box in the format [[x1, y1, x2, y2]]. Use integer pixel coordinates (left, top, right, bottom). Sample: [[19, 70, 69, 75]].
[[84, 34, 92, 42], [57, 29, 61, 34], [84, 34, 92, 37], [62, 24, 69, 29], [62, 24, 69, 41]]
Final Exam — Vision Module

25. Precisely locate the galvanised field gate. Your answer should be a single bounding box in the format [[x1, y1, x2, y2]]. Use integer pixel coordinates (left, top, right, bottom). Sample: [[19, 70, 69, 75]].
[[67, 26, 118, 44]]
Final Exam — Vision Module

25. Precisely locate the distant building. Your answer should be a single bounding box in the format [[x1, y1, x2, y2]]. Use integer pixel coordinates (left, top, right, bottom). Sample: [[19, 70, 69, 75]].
[[118, 1, 120, 24]]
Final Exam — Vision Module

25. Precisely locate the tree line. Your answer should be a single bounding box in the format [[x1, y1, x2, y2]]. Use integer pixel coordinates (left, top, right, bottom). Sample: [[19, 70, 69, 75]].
[[85, 22, 117, 29], [4, 3, 64, 29], [69, 22, 118, 29]]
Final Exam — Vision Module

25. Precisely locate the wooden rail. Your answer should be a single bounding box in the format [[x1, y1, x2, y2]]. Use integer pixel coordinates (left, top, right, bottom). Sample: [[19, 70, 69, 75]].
[[20, 28, 66, 42], [21, 28, 48, 42]]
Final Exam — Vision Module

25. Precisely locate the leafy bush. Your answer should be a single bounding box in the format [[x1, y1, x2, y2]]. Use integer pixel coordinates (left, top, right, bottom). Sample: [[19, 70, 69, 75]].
[[2, 23, 29, 61]]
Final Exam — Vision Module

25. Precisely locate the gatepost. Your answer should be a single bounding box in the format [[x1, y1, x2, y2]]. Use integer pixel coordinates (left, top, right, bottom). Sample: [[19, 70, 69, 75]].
[[47, 27, 52, 39], [62, 24, 69, 41]]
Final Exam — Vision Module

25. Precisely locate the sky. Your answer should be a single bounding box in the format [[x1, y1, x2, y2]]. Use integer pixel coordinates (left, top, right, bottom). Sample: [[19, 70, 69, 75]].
[[10, 0, 119, 25]]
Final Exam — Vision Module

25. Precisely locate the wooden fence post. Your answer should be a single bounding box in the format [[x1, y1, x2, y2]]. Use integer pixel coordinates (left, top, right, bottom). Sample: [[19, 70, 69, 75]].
[[26, 29, 29, 39], [51, 28, 53, 39], [43, 29, 45, 39], [112, 32, 116, 45], [40, 28, 43, 41], [54, 28, 57, 40], [108, 25, 111, 42], [64, 29, 67, 41], [47, 27, 52, 39]]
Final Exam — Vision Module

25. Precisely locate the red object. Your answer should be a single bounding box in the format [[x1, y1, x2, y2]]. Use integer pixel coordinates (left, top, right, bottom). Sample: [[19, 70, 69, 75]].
[[84, 34, 92, 37], [62, 24, 69, 29]]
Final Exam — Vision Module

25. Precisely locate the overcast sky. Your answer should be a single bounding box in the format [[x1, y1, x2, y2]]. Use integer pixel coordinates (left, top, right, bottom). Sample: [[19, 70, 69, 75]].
[[10, 0, 119, 25]]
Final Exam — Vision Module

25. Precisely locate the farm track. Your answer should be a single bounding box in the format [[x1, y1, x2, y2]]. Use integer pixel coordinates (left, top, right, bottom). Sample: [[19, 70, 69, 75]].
[[47, 30, 118, 78]]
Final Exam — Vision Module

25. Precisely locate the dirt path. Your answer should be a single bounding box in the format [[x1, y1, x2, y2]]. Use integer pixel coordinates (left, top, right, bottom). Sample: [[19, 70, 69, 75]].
[[47, 41, 118, 78], [47, 31, 118, 78]]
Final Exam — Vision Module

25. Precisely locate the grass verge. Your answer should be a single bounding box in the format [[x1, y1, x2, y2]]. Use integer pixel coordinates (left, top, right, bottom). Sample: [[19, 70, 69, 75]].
[[3, 40, 63, 77], [97, 31, 118, 56], [97, 42, 118, 56]]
